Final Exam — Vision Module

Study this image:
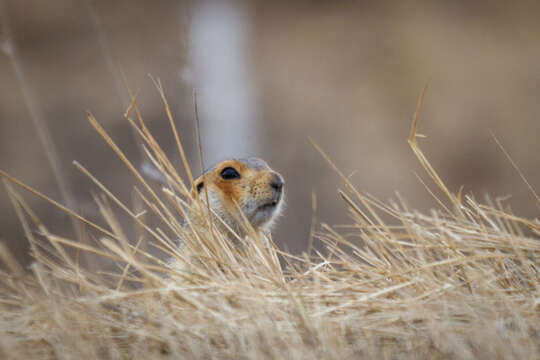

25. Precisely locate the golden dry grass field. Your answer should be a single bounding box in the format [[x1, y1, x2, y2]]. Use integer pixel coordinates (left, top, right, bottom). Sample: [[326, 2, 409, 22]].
[[0, 91, 538, 359]]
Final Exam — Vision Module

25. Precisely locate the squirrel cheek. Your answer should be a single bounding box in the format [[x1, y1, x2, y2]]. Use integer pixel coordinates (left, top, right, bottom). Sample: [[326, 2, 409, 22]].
[[252, 185, 267, 205]]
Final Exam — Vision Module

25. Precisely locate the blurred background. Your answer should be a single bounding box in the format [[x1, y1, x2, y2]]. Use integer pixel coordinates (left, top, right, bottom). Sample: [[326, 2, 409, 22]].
[[1, 0, 539, 265]]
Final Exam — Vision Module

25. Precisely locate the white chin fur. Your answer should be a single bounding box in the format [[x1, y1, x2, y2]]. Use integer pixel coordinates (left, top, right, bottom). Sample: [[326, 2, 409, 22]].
[[257, 200, 284, 233]]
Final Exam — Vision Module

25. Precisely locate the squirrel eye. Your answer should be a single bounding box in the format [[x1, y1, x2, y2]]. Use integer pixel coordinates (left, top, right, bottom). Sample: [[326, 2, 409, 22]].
[[196, 181, 204, 193], [220, 167, 240, 180]]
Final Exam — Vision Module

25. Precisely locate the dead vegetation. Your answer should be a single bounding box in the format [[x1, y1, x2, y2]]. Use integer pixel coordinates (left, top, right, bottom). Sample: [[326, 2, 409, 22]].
[[0, 87, 538, 359]]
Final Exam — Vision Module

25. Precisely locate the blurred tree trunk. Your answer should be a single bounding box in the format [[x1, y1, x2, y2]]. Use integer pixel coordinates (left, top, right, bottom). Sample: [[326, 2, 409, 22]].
[[189, 0, 259, 167]]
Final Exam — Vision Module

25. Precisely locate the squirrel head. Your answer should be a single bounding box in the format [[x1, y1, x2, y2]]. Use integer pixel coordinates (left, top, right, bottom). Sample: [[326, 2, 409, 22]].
[[191, 158, 284, 237]]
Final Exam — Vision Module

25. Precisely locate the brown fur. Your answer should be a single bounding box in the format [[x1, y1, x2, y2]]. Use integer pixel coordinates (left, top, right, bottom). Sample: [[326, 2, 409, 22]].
[[189, 157, 284, 240]]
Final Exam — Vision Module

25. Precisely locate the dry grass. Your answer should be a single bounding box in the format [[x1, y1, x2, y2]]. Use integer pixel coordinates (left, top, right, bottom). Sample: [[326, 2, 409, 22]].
[[0, 88, 539, 359]]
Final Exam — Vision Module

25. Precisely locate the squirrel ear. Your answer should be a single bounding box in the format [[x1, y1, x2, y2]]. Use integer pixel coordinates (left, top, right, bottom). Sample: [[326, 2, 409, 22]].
[[191, 181, 204, 197]]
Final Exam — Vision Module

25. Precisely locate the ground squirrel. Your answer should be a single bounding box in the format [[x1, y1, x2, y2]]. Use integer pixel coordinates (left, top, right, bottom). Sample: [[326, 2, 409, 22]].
[[187, 157, 285, 241]]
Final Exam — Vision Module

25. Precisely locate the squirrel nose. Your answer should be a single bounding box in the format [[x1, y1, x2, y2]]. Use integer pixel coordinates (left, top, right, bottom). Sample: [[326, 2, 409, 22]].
[[270, 174, 284, 193]]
